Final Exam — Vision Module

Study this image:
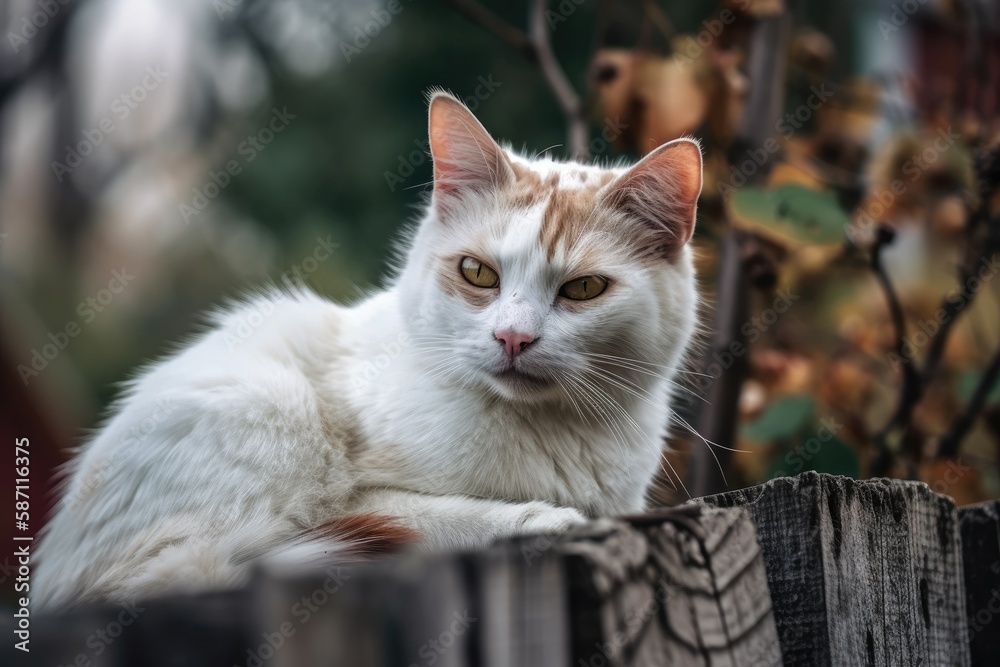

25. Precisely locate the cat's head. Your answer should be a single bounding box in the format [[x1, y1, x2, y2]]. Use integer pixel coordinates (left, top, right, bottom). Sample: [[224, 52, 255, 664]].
[[398, 91, 701, 404]]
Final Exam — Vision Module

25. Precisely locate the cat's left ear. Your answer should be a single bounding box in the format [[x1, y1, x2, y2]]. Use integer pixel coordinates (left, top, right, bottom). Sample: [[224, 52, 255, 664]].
[[604, 138, 703, 260], [428, 91, 513, 209]]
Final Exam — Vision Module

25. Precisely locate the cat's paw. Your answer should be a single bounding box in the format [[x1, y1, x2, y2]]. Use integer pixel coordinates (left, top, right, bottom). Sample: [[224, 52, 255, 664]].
[[515, 502, 587, 536]]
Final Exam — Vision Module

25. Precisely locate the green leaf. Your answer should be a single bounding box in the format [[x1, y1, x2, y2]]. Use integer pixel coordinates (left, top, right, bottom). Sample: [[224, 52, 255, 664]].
[[765, 433, 860, 480], [742, 395, 815, 442], [729, 183, 850, 246], [957, 371, 1000, 406], [804, 435, 860, 478]]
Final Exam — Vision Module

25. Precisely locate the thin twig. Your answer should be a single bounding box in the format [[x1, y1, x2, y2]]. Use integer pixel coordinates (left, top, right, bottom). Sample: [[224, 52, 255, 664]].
[[443, 0, 588, 159], [528, 0, 587, 159], [871, 225, 922, 444], [938, 347, 1000, 459], [440, 0, 535, 58]]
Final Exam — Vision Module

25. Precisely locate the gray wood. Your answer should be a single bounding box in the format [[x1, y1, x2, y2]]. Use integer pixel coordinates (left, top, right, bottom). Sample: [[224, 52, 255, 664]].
[[18, 504, 780, 667], [14, 473, 981, 665], [958, 499, 1000, 665], [563, 506, 782, 666], [699, 472, 971, 666]]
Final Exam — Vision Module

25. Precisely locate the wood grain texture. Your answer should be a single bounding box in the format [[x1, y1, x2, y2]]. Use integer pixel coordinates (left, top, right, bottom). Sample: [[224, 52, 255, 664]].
[[10, 474, 983, 665], [15, 505, 780, 667], [699, 472, 971, 667], [565, 506, 782, 666], [958, 500, 1000, 665]]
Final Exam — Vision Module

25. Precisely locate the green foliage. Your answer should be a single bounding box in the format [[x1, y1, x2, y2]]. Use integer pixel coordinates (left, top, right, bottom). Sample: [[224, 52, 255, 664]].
[[742, 394, 815, 442], [957, 371, 1000, 406], [730, 184, 850, 247]]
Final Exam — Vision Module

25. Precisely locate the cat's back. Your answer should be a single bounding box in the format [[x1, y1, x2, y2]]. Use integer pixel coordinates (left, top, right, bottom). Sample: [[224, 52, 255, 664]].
[[34, 290, 355, 607]]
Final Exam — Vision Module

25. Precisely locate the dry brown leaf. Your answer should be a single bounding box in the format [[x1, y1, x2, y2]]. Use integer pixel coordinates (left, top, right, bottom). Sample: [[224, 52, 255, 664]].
[[919, 459, 991, 506]]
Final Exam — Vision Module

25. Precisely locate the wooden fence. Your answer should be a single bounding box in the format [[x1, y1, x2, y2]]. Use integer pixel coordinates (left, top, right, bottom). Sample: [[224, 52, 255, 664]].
[[8, 472, 999, 666]]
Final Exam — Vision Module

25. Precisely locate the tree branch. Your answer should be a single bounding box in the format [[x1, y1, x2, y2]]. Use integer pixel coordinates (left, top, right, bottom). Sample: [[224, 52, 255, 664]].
[[442, 0, 588, 159], [937, 347, 1000, 459], [871, 225, 922, 445], [528, 0, 587, 159], [441, 0, 535, 59]]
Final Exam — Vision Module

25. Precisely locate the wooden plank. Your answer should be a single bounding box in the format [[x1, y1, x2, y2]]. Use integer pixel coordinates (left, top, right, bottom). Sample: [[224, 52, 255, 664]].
[[958, 499, 1000, 664], [699, 472, 971, 666], [16, 504, 778, 667], [564, 506, 782, 667]]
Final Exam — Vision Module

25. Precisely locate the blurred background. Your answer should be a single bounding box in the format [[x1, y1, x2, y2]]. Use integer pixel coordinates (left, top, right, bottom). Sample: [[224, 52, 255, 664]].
[[1, 0, 999, 572]]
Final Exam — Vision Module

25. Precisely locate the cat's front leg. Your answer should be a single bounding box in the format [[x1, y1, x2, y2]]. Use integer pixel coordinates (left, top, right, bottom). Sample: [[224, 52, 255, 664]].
[[346, 488, 587, 552]]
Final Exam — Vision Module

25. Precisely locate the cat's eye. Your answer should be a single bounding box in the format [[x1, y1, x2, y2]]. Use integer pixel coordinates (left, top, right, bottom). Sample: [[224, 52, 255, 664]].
[[460, 257, 500, 288], [559, 275, 608, 301]]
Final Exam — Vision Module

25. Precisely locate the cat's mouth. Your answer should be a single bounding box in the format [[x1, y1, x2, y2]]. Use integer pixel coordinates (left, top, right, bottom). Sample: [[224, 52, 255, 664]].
[[489, 367, 552, 389]]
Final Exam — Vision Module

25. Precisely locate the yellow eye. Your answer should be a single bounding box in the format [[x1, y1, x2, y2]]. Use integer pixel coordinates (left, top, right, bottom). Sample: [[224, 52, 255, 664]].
[[559, 275, 608, 301], [460, 257, 500, 288]]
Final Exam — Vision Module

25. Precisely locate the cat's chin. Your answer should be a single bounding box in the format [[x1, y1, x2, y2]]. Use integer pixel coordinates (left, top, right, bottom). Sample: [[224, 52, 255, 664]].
[[483, 368, 560, 402]]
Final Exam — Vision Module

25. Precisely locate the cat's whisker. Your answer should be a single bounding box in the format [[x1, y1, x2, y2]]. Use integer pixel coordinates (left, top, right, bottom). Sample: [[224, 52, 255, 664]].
[[581, 356, 708, 404], [401, 180, 435, 191], [582, 365, 668, 411], [553, 375, 589, 425], [575, 370, 660, 472], [578, 367, 699, 499], [412, 358, 466, 387], [656, 452, 689, 499], [533, 143, 563, 159], [668, 412, 729, 488], [580, 350, 709, 389], [577, 372, 690, 499], [565, 372, 633, 479], [667, 412, 750, 455]]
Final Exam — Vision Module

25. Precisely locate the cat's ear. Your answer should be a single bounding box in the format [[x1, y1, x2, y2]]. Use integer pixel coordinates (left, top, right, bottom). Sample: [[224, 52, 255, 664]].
[[428, 91, 513, 207], [604, 138, 703, 259]]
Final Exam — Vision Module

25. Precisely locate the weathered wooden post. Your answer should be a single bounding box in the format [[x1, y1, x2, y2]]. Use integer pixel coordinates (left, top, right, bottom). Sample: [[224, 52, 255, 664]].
[[699, 472, 971, 666], [959, 500, 1000, 665]]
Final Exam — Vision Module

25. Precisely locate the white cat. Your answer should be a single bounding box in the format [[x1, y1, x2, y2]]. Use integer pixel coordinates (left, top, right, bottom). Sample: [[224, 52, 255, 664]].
[[33, 91, 702, 610]]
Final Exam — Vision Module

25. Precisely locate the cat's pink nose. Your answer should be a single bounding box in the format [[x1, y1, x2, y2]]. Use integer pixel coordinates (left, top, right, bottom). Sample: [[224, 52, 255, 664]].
[[495, 329, 535, 359]]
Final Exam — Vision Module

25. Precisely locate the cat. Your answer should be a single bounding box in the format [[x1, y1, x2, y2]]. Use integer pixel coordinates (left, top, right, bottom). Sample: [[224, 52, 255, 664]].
[[33, 91, 703, 610]]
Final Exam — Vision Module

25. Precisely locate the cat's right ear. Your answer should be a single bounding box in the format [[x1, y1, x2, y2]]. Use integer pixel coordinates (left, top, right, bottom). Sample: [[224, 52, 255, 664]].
[[428, 91, 513, 211]]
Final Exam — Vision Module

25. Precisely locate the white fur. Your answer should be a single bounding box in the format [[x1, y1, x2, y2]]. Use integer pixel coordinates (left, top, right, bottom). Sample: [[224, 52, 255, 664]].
[[34, 112, 700, 610]]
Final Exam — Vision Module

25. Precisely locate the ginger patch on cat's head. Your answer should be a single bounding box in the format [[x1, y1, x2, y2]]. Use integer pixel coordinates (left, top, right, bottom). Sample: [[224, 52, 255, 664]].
[[425, 90, 702, 312]]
